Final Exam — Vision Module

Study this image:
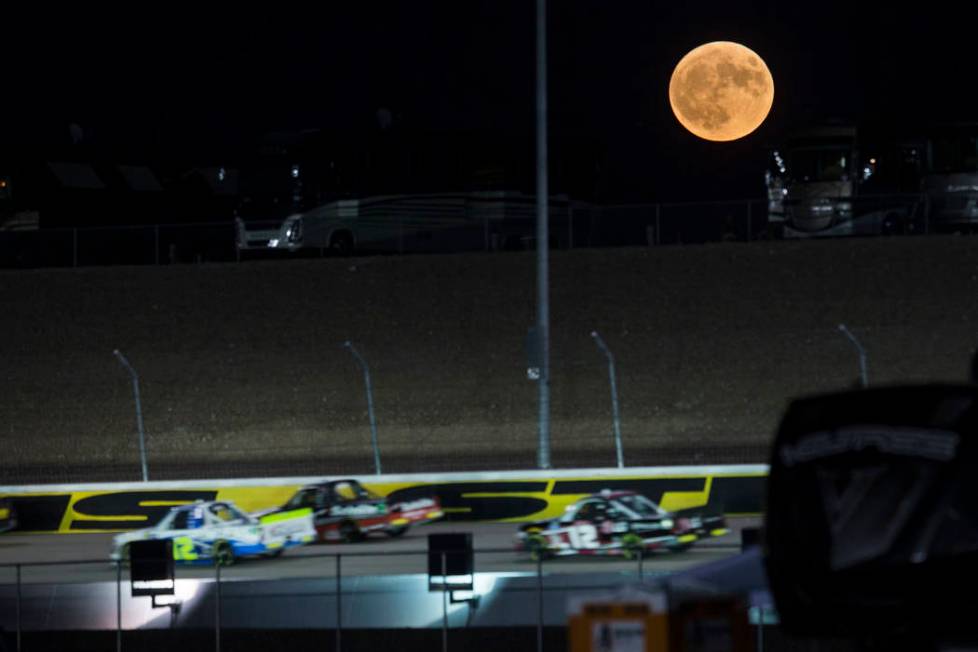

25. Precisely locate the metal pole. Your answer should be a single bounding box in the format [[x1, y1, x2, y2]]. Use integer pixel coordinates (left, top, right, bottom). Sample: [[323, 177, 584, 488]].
[[215, 561, 222, 652], [72, 228, 78, 267], [343, 341, 382, 474], [536, 556, 544, 652], [116, 560, 122, 652], [591, 331, 624, 468], [924, 194, 930, 234], [535, 0, 551, 470], [756, 605, 764, 652], [747, 200, 753, 241], [441, 552, 448, 652], [336, 554, 342, 652], [837, 324, 869, 387], [154, 225, 160, 265], [567, 205, 573, 249], [655, 204, 661, 245], [637, 548, 644, 581], [113, 350, 149, 482], [15, 564, 21, 652]]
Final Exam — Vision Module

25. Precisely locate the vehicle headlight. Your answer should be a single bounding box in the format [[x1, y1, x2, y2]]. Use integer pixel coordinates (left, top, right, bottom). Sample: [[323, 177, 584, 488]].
[[286, 220, 303, 243]]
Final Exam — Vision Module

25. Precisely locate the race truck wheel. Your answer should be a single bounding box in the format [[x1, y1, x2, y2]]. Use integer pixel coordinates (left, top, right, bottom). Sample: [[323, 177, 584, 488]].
[[385, 526, 409, 538], [213, 541, 235, 566], [882, 212, 906, 236], [621, 533, 645, 560], [339, 521, 364, 543], [329, 231, 354, 256], [526, 532, 551, 562]]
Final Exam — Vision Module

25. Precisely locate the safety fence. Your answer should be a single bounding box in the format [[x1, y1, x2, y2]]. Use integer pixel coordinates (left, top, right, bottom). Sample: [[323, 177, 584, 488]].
[[0, 542, 775, 652], [7, 189, 973, 270], [0, 197, 775, 269]]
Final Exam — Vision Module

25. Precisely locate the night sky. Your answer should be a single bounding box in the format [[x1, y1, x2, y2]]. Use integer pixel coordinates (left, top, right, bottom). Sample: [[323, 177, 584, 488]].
[[2, 1, 977, 202]]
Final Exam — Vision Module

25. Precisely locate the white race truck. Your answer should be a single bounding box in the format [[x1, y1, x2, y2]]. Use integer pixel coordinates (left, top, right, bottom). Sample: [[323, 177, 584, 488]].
[[110, 500, 315, 565]]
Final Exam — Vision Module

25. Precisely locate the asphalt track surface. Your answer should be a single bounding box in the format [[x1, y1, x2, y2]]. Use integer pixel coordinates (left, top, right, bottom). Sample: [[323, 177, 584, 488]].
[[0, 519, 757, 586]]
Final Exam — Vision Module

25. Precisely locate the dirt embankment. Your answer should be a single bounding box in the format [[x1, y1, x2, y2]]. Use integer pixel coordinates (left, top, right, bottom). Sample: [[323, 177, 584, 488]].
[[2, 236, 976, 483]]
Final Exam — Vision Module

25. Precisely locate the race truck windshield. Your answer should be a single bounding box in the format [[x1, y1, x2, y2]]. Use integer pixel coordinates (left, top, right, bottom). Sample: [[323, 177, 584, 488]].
[[161, 507, 203, 530], [210, 503, 249, 523], [790, 147, 850, 182], [333, 481, 380, 501], [615, 494, 667, 517]]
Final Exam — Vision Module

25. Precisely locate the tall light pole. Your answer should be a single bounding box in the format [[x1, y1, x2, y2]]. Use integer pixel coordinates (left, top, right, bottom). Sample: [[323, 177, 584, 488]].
[[343, 341, 382, 475], [591, 331, 624, 468], [535, 0, 551, 469], [113, 349, 149, 482], [837, 323, 868, 388]]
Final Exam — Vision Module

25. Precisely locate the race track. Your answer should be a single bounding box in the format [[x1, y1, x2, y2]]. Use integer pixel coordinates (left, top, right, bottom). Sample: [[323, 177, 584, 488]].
[[0, 519, 757, 585]]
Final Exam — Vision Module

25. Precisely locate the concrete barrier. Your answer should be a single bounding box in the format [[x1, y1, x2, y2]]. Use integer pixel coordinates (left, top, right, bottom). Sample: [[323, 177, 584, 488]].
[[0, 465, 767, 533]]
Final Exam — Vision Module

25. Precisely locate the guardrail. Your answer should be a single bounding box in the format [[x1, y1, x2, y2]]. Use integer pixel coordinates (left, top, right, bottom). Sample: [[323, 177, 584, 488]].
[[0, 465, 769, 533]]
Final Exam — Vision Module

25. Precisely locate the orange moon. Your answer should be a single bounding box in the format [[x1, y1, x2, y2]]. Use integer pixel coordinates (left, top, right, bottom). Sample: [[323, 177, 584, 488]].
[[669, 41, 774, 142]]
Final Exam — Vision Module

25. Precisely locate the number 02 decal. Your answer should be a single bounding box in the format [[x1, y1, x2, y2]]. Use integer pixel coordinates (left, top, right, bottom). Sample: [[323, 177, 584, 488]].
[[173, 536, 199, 560]]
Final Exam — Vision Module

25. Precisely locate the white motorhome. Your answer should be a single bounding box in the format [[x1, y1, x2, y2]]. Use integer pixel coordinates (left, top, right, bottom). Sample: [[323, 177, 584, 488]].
[[920, 123, 978, 231], [235, 190, 571, 255]]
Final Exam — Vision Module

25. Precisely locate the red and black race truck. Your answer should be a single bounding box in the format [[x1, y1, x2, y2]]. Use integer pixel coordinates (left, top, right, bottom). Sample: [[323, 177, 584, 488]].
[[267, 479, 443, 542]]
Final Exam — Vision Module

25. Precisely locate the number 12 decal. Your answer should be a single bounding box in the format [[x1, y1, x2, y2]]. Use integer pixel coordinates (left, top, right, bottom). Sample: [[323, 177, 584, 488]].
[[566, 524, 599, 549]]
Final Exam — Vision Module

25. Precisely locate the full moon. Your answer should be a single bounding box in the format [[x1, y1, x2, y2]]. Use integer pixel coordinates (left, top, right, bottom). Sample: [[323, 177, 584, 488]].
[[669, 41, 774, 142]]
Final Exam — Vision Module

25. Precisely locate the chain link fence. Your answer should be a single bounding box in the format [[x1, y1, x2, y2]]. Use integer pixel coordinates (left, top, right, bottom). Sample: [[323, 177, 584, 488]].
[[569, 199, 768, 247], [0, 222, 239, 268], [3, 192, 966, 270], [0, 196, 835, 270]]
